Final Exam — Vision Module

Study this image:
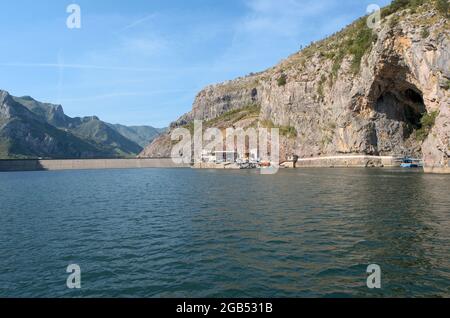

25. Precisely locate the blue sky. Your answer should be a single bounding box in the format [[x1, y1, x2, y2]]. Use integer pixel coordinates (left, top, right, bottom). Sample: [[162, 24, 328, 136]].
[[0, 0, 391, 127]]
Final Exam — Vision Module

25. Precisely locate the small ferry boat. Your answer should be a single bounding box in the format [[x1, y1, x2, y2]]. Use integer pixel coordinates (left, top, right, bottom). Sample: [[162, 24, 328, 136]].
[[400, 158, 422, 168]]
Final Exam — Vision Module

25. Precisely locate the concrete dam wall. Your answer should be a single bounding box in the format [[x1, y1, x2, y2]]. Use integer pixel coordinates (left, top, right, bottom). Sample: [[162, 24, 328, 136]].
[[0, 159, 188, 172]]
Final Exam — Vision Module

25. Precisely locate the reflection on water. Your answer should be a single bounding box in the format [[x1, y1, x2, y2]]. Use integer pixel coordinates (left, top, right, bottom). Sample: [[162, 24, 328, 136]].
[[0, 168, 449, 297]]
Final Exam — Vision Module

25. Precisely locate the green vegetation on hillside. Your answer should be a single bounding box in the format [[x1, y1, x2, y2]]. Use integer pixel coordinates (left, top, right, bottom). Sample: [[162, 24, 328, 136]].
[[317, 74, 327, 99], [443, 80, 450, 90], [260, 119, 298, 139], [207, 103, 261, 127], [183, 103, 261, 134], [381, 0, 425, 18], [282, 0, 449, 80], [299, 15, 379, 78], [421, 27, 430, 38], [416, 111, 439, 142], [277, 74, 287, 87], [181, 104, 297, 139], [279, 126, 298, 139], [332, 18, 378, 75], [436, 0, 450, 17], [382, 0, 448, 18]]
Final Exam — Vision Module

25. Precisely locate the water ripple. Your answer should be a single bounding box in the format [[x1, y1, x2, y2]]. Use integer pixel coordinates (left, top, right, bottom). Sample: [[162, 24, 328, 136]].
[[0, 168, 449, 297]]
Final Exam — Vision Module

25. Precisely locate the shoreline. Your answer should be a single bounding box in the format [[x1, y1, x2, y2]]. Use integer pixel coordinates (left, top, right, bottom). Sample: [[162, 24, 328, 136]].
[[1, 156, 448, 174], [283, 155, 398, 168]]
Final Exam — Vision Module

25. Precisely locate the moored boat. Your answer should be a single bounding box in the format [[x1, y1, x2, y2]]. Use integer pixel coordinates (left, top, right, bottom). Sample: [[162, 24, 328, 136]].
[[400, 158, 422, 168]]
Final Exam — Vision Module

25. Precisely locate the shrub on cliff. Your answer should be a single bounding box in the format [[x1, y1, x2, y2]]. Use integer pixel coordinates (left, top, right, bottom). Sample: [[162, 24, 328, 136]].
[[416, 111, 439, 142], [436, 0, 449, 17], [382, 0, 425, 17], [348, 24, 377, 73], [277, 74, 287, 87], [279, 126, 298, 139], [421, 28, 430, 38], [260, 120, 297, 139]]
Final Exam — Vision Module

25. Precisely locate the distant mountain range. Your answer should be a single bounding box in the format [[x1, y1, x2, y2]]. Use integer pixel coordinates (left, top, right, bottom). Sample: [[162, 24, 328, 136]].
[[0, 89, 165, 159], [108, 124, 165, 148]]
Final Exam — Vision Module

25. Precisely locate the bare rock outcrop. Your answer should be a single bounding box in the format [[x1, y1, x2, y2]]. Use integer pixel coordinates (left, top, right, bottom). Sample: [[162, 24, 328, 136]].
[[140, 3, 449, 172]]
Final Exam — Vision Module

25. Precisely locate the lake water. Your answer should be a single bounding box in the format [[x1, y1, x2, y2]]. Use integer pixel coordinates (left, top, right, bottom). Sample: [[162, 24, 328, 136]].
[[0, 168, 449, 298]]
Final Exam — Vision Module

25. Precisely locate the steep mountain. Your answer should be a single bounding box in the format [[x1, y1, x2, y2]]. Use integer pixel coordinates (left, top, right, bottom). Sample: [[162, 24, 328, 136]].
[[140, 0, 450, 173], [109, 124, 166, 148], [1, 92, 163, 159], [0, 91, 108, 159], [13, 96, 70, 128], [12, 95, 144, 155]]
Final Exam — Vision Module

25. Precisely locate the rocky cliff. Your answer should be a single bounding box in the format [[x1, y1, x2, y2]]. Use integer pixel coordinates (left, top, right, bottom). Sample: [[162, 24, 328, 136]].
[[140, 1, 449, 172], [0, 90, 104, 158]]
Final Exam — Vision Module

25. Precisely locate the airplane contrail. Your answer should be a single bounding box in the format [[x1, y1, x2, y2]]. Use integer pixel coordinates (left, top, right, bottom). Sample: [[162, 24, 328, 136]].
[[121, 14, 157, 31]]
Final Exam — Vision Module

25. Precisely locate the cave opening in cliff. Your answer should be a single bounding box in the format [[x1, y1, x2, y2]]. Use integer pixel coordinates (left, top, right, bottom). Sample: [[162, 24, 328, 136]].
[[375, 87, 426, 132]]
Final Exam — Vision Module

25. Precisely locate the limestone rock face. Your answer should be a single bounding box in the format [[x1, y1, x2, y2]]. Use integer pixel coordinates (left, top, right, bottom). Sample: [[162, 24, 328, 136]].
[[140, 5, 449, 172], [172, 77, 262, 128], [140, 133, 173, 158]]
